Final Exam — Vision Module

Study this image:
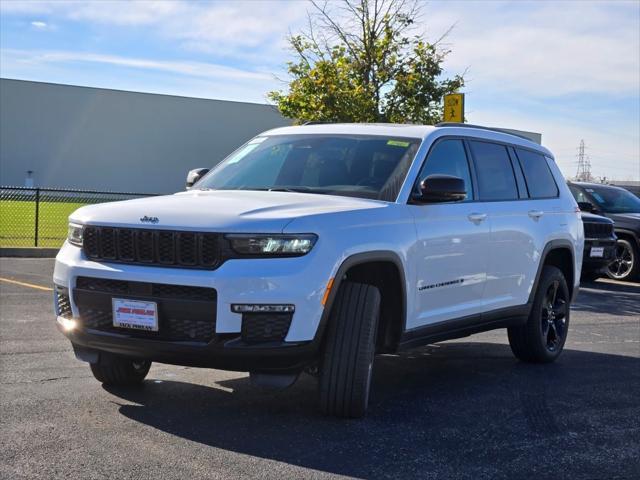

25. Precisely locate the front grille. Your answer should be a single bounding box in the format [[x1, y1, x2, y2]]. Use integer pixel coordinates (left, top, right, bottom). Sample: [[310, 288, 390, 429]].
[[76, 277, 129, 294], [241, 313, 292, 344], [78, 308, 215, 342], [83, 226, 221, 269], [584, 222, 614, 238], [73, 277, 217, 343], [55, 289, 72, 319], [76, 277, 216, 301]]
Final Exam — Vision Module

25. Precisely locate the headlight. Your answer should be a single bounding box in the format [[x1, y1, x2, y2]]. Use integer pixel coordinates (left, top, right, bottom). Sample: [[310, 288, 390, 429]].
[[67, 223, 84, 246], [226, 234, 317, 256]]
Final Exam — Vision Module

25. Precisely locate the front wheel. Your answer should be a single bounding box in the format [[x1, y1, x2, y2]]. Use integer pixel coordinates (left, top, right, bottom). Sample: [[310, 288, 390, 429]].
[[318, 281, 381, 418], [607, 238, 638, 282], [508, 266, 570, 363], [90, 355, 151, 386]]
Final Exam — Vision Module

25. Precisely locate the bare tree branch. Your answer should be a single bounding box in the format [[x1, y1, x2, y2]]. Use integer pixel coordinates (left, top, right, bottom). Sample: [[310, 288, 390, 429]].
[[309, 0, 360, 60], [270, 0, 465, 124]]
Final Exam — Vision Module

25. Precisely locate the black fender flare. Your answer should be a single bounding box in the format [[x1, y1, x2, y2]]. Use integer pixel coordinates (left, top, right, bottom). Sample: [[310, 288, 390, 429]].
[[613, 229, 639, 248], [528, 239, 577, 304], [311, 250, 408, 348]]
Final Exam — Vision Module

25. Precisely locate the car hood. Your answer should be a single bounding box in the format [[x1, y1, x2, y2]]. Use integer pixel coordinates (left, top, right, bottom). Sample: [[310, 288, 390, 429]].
[[69, 190, 389, 232], [604, 212, 640, 235], [608, 212, 640, 221], [580, 212, 613, 224]]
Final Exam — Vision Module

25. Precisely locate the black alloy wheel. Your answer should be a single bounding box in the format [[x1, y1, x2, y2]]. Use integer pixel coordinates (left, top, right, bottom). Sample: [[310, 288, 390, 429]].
[[541, 280, 568, 352], [508, 265, 570, 363], [607, 239, 637, 281]]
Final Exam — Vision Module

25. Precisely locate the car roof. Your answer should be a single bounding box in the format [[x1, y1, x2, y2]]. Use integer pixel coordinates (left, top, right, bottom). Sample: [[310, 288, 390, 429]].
[[262, 123, 436, 139], [570, 182, 626, 190], [262, 123, 551, 156]]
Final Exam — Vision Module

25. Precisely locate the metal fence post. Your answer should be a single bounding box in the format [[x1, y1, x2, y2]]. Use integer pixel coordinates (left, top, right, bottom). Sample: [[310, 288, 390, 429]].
[[1, 185, 160, 248], [34, 188, 40, 247]]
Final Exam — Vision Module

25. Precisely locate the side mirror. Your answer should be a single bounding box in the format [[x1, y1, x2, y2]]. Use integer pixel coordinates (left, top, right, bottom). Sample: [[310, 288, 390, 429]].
[[415, 175, 466, 203], [186, 168, 209, 189], [577, 201, 596, 213]]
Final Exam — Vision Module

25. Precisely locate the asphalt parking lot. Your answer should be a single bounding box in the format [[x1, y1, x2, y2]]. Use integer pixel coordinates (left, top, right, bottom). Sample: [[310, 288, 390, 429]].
[[1, 258, 639, 480]]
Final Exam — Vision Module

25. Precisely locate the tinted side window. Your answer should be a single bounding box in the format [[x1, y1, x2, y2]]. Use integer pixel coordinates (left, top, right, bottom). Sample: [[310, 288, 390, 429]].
[[468, 141, 518, 201], [515, 148, 559, 198], [569, 185, 589, 203], [416, 139, 473, 201]]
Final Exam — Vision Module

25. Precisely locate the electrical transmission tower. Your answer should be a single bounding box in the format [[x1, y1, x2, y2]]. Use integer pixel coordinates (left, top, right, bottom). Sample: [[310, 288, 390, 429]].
[[575, 139, 592, 182]]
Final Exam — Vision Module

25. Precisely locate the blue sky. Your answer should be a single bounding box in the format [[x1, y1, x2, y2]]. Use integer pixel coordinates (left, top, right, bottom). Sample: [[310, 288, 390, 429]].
[[1, 0, 639, 180]]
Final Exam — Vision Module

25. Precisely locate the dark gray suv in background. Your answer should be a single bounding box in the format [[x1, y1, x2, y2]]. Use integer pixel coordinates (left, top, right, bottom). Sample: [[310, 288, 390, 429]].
[[569, 182, 640, 282], [579, 212, 616, 282]]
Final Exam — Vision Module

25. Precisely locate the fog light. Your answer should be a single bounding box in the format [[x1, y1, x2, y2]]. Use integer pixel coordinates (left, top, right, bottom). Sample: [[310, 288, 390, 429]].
[[231, 304, 295, 314], [57, 316, 77, 332]]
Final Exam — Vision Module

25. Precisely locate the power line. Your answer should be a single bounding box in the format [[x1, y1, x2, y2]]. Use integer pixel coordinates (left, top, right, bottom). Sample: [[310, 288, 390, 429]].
[[575, 139, 592, 182]]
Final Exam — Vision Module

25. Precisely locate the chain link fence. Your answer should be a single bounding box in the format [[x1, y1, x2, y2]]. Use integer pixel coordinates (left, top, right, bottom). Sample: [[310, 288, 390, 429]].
[[0, 186, 160, 248]]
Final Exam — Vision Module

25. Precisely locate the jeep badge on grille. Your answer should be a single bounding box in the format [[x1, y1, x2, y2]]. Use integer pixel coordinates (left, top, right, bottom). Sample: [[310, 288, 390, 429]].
[[140, 216, 159, 224]]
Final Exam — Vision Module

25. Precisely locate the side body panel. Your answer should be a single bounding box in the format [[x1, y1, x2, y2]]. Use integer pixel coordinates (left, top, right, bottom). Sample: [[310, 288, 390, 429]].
[[482, 196, 567, 310], [398, 129, 582, 328]]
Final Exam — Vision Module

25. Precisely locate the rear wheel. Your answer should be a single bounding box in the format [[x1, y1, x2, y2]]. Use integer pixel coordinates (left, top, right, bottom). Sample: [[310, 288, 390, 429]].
[[607, 238, 638, 282], [319, 281, 381, 418], [508, 266, 570, 363], [90, 355, 151, 386]]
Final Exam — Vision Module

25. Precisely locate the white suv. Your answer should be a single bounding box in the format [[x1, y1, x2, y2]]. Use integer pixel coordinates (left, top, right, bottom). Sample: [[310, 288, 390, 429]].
[[54, 123, 583, 418]]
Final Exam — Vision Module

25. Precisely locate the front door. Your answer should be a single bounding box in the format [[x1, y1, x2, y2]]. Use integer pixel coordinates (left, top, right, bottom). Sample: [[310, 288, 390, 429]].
[[408, 138, 490, 329]]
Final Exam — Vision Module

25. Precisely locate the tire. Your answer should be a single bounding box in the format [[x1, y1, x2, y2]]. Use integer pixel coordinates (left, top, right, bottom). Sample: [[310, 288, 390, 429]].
[[508, 266, 570, 363], [90, 355, 151, 386], [319, 281, 381, 418], [606, 238, 639, 282]]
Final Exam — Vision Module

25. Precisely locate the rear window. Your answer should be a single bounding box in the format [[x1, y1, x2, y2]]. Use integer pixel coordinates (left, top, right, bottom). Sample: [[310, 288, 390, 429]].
[[468, 141, 519, 201], [515, 148, 559, 198]]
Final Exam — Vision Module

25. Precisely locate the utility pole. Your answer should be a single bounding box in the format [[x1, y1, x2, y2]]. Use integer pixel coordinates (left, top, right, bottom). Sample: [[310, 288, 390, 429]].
[[575, 139, 592, 182]]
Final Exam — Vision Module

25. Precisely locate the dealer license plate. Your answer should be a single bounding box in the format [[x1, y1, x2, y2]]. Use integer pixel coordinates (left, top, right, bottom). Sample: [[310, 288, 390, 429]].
[[112, 298, 159, 331], [590, 247, 604, 258]]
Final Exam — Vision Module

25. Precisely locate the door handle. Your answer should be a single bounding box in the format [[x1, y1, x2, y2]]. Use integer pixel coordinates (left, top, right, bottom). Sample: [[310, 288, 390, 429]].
[[528, 210, 544, 219], [468, 213, 487, 223]]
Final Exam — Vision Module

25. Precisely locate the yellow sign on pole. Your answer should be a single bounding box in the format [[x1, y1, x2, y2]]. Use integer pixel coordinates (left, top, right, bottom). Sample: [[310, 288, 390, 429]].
[[443, 93, 464, 123]]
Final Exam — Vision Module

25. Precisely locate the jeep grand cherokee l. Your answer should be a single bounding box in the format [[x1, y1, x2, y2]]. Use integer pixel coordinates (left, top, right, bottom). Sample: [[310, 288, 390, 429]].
[[54, 123, 583, 418]]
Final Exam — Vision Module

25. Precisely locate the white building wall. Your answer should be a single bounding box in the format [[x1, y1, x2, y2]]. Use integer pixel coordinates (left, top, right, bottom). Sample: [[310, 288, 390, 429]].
[[0, 79, 291, 193]]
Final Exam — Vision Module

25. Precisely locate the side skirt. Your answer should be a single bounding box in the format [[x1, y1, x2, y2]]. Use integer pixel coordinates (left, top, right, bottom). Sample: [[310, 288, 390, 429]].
[[397, 304, 530, 351]]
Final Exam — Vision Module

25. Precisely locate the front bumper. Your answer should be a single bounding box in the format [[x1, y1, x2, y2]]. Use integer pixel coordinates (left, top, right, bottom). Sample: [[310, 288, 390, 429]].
[[58, 318, 318, 372], [582, 238, 616, 270], [53, 241, 333, 371]]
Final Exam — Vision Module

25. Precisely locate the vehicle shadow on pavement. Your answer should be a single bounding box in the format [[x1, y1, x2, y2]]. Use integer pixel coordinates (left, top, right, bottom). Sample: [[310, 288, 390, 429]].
[[574, 280, 640, 316], [106, 343, 640, 479]]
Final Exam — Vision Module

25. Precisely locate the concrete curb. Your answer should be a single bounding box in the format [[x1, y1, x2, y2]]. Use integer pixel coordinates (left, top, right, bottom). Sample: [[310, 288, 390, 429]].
[[0, 247, 59, 258]]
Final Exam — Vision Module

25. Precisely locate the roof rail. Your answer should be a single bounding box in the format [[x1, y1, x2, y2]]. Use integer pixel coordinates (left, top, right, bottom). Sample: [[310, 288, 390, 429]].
[[434, 122, 533, 142], [301, 121, 332, 125]]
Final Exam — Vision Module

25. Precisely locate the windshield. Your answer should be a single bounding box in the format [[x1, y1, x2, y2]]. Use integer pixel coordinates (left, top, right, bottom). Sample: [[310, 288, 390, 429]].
[[585, 185, 640, 213], [196, 134, 421, 201]]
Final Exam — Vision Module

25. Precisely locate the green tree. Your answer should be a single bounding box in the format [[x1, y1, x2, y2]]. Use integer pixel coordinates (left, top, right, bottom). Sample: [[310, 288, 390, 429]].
[[268, 0, 465, 124]]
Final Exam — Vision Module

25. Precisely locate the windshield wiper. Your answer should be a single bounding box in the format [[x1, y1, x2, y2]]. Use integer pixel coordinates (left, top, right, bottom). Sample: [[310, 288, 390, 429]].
[[268, 187, 314, 193], [203, 186, 331, 195]]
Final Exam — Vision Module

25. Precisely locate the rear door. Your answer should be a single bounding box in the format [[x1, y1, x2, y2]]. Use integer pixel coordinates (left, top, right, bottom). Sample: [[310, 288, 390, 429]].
[[408, 138, 490, 328], [511, 147, 565, 301], [467, 140, 534, 311]]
